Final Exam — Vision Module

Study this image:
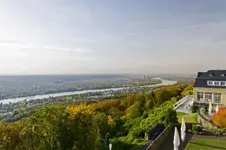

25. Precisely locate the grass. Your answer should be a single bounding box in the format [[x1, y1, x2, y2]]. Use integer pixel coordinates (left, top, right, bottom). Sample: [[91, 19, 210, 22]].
[[177, 112, 198, 124], [185, 139, 226, 150]]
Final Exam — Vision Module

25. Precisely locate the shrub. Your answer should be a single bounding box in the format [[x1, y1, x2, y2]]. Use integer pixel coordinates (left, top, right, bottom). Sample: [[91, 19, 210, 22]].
[[207, 128, 226, 136], [192, 125, 202, 133], [172, 123, 181, 131], [131, 128, 146, 138], [160, 115, 165, 122], [200, 107, 211, 121], [191, 105, 198, 113], [142, 111, 148, 119], [211, 107, 226, 128], [204, 105, 208, 112], [223, 132, 226, 136], [110, 138, 133, 150]]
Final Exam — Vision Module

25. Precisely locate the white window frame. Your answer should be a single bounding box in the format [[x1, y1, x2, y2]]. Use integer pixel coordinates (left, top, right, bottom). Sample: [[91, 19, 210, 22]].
[[197, 92, 204, 102], [207, 81, 214, 86], [215, 81, 220, 86], [220, 81, 226, 86], [205, 92, 212, 102], [213, 93, 221, 104], [207, 80, 226, 87]]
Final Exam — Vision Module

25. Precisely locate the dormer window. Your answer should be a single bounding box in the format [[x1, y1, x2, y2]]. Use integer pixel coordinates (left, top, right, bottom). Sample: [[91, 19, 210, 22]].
[[207, 81, 226, 86], [207, 81, 214, 86], [209, 73, 214, 77], [221, 81, 226, 86], [215, 81, 220, 86], [221, 74, 225, 77]]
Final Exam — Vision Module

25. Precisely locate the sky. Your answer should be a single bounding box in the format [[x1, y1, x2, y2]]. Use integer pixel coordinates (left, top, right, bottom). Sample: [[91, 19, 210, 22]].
[[0, 0, 226, 75]]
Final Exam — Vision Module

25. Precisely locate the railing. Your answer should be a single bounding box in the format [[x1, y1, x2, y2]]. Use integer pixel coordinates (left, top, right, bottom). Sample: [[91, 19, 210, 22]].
[[173, 95, 194, 110], [173, 98, 187, 110], [173, 97, 187, 107]]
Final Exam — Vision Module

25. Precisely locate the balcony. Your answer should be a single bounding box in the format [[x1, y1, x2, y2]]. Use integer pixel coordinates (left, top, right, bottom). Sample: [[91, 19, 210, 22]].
[[173, 95, 194, 114]]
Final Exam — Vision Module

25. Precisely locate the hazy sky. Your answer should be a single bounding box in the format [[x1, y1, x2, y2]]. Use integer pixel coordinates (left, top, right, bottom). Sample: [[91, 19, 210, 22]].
[[0, 0, 226, 75]]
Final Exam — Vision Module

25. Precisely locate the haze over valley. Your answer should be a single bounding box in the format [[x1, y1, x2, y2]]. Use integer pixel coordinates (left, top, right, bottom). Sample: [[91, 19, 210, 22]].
[[0, 1, 226, 150]]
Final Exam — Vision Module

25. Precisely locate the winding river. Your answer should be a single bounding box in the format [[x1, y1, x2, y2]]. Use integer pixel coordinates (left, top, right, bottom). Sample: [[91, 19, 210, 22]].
[[0, 79, 177, 104]]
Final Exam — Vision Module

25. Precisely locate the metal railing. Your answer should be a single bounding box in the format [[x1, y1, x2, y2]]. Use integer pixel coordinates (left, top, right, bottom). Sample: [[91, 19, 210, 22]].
[[174, 96, 192, 109], [173, 95, 194, 113]]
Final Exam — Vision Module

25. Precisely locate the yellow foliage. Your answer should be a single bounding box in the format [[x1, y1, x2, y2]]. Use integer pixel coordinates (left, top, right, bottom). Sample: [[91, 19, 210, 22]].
[[66, 104, 95, 119], [108, 115, 116, 127], [181, 83, 194, 96], [92, 99, 121, 112], [120, 115, 127, 121]]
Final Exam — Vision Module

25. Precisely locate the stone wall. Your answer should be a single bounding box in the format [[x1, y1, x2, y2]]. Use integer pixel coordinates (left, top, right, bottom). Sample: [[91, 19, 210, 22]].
[[197, 110, 218, 129]]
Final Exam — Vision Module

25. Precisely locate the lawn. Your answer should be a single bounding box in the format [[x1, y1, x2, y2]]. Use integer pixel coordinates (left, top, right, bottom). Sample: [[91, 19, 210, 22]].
[[185, 139, 226, 150], [177, 112, 198, 123]]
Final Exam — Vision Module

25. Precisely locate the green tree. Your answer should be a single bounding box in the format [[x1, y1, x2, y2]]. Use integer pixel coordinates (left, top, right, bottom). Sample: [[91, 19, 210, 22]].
[[145, 99, 154, 110], [94, 113, 109, 137], [164, 109, 178, 126], [125, 105, 141, 118]]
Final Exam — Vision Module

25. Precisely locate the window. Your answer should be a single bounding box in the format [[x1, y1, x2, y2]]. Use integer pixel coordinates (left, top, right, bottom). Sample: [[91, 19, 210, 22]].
[[207, 80, 226, 86], [207, 81, 214, 86], [221, 81, 226, 86], [205, 92, 212, 102], [221, 74, 225, 77], [214, 81, 220, 86], [214, 93, 221, 104], [197, 92, 203, 102]]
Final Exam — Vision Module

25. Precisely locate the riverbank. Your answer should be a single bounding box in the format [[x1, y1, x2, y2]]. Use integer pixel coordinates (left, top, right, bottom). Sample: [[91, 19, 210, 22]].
[[0, 79, 176, 104], [0, 76, 162, 100]]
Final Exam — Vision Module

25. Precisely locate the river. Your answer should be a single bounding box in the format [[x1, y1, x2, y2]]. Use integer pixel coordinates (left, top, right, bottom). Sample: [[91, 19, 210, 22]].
[[0, 79, 176, 104]]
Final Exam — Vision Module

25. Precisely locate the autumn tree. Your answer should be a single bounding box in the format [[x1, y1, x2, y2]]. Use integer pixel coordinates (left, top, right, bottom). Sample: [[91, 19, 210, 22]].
[[211, 107, 226, 128], [66, 104, 100, 150]]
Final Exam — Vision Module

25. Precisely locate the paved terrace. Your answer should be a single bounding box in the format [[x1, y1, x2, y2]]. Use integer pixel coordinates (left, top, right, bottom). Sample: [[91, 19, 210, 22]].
[[174, 95, 194, 114]]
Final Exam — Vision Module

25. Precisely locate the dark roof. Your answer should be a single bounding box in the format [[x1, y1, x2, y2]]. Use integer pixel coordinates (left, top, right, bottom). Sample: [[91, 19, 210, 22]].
[[196, 70, 226, 79], [194, 70, 226, 88]]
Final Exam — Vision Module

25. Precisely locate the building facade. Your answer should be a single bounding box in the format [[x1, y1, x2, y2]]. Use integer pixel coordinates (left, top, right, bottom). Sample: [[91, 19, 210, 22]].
[[193, 70, 226, 105]]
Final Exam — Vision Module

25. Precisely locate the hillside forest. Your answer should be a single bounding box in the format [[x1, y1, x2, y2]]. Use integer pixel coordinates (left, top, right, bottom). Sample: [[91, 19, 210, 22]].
[[0, 84, 193, 150]]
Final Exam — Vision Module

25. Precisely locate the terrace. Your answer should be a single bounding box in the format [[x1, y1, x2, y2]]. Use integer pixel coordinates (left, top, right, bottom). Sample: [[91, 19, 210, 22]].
[[173, 95, 194, 114]]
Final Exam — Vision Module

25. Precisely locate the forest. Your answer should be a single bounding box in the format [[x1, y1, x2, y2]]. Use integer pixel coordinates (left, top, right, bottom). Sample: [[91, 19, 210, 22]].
[[0, 84, 192, 150]]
